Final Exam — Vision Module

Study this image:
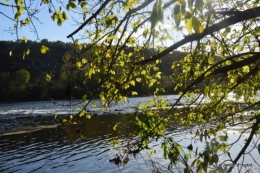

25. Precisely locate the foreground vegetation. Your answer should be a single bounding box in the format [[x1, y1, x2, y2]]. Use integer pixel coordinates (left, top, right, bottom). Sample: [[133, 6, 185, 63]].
[[2, 0, 260, 172]]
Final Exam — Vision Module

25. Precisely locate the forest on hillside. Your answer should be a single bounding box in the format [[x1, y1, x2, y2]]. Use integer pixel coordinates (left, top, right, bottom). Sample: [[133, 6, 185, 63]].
[[0, 40, 185, 102]]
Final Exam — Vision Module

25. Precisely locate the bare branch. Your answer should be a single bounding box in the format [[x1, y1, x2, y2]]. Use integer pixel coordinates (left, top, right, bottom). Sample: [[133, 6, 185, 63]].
[[67, 0, 112, 38], [227, 115, 260, 173]]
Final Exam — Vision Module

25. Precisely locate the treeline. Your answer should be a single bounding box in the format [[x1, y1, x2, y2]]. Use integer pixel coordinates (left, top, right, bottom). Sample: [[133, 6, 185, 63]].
[[0, 40, 181, 102], [0, 39, 73, 102]]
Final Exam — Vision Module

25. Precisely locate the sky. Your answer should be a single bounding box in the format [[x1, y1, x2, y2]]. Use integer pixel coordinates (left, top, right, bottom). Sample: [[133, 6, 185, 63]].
[[0, 0, 180, 46], [0, 2, 81, 42]]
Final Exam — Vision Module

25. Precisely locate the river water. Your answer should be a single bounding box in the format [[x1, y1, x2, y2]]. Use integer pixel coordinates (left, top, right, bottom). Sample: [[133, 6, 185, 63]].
[[0, 96, 259, 173]]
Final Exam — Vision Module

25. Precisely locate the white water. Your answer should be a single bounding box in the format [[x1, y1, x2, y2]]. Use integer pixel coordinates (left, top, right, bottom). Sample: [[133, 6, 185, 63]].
[[0, 95, 207, 119]]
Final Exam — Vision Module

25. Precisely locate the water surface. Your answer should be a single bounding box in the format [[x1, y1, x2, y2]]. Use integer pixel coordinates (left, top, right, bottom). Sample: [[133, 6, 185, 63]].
[[0, 97, 259, 173]]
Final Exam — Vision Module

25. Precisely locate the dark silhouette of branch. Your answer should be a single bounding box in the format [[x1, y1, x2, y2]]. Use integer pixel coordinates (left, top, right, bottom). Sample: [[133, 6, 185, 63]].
[[0, 11, 16, 21], [67, 0, 112, 38], [227, 115, 260, 173], [0, 2, 18, 7]]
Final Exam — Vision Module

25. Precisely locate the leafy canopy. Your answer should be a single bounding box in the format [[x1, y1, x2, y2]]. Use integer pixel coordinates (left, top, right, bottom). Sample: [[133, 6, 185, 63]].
[[2, 0, 260, 172]]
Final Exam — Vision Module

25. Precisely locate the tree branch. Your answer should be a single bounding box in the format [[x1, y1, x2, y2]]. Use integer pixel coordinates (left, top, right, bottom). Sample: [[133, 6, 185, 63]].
[[67, 0, 112, 38], [227, 115, 260, 173], [135, 6, 260, 65]]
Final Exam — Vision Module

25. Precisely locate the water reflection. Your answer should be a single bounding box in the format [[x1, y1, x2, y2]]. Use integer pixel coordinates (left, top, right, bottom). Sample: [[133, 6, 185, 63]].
[[0, 114, 158, 173]]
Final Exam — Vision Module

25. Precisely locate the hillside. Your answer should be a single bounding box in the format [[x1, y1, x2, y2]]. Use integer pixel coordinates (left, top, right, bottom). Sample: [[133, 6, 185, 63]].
[[0, 40, 186, 102]]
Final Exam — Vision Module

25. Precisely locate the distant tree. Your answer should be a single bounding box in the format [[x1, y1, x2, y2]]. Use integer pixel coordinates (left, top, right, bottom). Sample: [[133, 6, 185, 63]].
[[5, 69, 30, 100], [15, 69, 30, 84]]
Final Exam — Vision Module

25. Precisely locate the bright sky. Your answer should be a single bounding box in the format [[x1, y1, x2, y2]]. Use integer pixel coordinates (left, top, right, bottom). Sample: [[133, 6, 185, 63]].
[[0, 2, 80, 42], [0, 1, 180, 46]]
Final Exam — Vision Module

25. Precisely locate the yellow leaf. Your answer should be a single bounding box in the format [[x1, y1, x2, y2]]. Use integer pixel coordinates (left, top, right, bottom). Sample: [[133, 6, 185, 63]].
[[131, 91, 138, 96], [9, 51, 12, 57], [46, 74, 51, 82], [23, 52, 25, 60], [113, 123, 117, 131], [22, 36, 27, 43], [25, 48, 30, 55], [79, 110, 85, 117], [40, 45, 50, 54], [185, 17, 192, 33], [192, 16, 203, 34]]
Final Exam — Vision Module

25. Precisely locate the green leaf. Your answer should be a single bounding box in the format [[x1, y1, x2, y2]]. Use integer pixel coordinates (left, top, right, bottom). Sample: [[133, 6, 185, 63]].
[[237, 45, 243, 51], [157, 0, 164, 23], [219, 135, 228, 141], [200, 133, 203, 142], [155, 72, 161, 79], [179, 0, 186, 5], [197, 159, 202, 167], [76, 62, 82, 68], [82, 58, 87, 64], [184, 153, 190, 161], [69, 1, 76, 8], [181, 4, 186, 14], [40, 45, 50, 54], [192, 16, 203, 34], [195, 0, 204, 11], [204, 86, 210, 96], [62, 12, 68, 20], [42, 0, 49, 4], [79, 110, 85, 117], [202, 161, 208, 173], [216, 166, 225, 173], [123, 157, 129, 165], [191, 159, 197, 167], [188, 0, 194, 10], [242, 65, 249, 73], [14, 6, 24, 19], [150, 0, 164, 31], [174, 4, 182, 28], [211, 154, 219, 164], [184, 167, 191, 173], [25, 18, 30, 24]]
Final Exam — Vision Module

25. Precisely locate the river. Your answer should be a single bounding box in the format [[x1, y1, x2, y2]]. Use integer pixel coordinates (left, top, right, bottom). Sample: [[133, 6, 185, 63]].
[[0, 96, 259, 173]]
